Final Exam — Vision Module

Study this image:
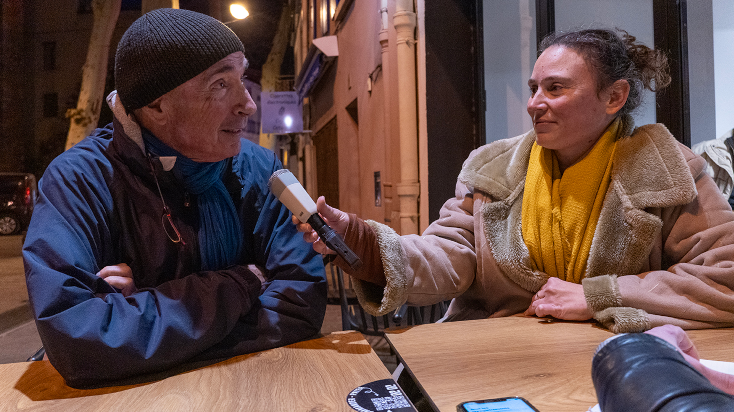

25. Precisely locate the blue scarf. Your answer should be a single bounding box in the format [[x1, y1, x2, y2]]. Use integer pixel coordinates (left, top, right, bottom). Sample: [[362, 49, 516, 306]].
[[143, 130, 242, 270]]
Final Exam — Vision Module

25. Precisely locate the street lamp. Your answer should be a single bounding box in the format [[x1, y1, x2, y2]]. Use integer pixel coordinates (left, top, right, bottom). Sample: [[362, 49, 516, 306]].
[[229, 3, 249, 20]]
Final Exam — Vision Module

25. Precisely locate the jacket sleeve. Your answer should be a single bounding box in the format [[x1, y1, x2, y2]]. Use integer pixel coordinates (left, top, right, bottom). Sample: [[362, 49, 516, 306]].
[[198, 159, 328, 360], [583, 151, 734, 333], [350, 187, 478, 316], [23, 144, 325, 388]]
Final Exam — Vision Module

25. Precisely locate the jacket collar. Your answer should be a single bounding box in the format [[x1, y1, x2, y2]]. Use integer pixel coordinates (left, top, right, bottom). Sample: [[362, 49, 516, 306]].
[[459, 123, 697, 210], [107, 91, 145, 153], [107, 90, 179, 173], [107, 91, 174, 184]]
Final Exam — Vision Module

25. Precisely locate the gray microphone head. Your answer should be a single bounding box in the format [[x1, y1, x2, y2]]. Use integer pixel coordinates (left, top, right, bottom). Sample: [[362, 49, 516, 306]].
[[268, 169, 317, 223], [268, 169, 296, 199]]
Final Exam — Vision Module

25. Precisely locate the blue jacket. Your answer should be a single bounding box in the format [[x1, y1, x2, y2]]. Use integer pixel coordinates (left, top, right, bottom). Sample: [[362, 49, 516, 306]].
[[23, 118, 327, 388]]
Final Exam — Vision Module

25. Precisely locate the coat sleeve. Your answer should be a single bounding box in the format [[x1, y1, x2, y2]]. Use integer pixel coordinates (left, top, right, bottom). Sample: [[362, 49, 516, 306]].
[[198, 154, 328, 360], [23, 142, 325, 388], [584, 151, 734, 333], [350, 187, 478, 316]]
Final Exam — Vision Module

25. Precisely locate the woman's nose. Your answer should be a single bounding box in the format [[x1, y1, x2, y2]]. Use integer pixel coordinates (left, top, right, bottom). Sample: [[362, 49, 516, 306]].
[[527, 91, 547, 117]]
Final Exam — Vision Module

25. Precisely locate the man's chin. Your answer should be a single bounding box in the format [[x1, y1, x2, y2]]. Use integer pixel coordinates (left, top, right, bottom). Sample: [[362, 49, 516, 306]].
[[222, 139, 242, 159], [193, 142, 241, 163]]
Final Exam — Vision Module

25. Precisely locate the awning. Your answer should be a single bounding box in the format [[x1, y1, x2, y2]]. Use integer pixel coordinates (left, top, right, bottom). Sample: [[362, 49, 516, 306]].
[[294, 36, 338, 99]]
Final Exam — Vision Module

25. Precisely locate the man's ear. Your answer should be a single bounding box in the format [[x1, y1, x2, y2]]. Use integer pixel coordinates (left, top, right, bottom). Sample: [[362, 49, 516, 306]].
[[605, 79, 630, 115], [136, 96, 167, 127]]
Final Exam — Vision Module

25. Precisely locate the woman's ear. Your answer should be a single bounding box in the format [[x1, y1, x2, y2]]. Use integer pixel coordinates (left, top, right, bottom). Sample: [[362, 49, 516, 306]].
[[605, 79, 630, 115]]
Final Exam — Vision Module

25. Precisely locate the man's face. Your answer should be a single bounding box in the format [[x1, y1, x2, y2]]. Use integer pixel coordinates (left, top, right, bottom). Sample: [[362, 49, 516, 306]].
[[160, 51, 257, 162], [526, 45, 616, 168]]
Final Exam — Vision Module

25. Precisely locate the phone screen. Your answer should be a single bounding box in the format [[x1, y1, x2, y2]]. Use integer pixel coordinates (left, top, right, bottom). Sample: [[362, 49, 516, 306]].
[[458, 397, 538, 412]]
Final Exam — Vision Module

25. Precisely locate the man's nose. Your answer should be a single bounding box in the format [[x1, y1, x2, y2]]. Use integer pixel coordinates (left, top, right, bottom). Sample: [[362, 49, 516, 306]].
[[236, 86, 257, 117]]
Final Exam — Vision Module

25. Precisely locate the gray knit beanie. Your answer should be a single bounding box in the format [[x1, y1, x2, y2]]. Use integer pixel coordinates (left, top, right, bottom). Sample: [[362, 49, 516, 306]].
[[115, 8, 245, 113]]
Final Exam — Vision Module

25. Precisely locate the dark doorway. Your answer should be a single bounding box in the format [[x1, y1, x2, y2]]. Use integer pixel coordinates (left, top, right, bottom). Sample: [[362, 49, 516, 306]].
[[312, 117, 340, 208]]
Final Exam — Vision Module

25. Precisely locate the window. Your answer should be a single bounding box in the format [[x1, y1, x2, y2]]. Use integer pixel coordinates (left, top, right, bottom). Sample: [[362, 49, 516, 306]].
[[320, 0, 330, 35], [481, 0, 656, 144], [78, 0, 92, 14], [121, 0, 142, 11], [310, 0, 316, 41], [713, 0, 734, 139], [43, 93, 58, 118], [42, 42, 56, 71]]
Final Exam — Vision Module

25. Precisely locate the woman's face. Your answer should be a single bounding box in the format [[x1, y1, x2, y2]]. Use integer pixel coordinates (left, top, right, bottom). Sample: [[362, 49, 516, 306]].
[[527, 45, 618, 169]]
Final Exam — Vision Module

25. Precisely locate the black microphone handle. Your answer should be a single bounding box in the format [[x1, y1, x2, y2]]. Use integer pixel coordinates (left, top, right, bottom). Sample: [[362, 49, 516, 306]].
[[307, 214, 363, 271]]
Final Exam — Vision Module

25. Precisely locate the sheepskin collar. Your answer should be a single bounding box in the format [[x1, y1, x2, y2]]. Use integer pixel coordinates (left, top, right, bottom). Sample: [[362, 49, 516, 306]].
[[457, 123, 697, 294], [459, 123, 697, 210]]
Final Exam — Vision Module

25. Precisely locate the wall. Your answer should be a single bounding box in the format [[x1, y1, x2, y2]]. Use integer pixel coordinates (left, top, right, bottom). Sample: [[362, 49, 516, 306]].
[[309, 0, 394, 223]]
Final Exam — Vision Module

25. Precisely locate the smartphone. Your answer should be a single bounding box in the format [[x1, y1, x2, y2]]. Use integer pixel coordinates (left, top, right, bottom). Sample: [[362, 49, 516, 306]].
[[457, 397, 539, 412]]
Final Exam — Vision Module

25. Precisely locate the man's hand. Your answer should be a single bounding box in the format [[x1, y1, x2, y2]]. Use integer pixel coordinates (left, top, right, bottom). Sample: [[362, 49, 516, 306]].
[[646, 324, 734, 395], [97, 263, 137, 297], [292, 196, 350, 255], [524, 277, 592, 320]]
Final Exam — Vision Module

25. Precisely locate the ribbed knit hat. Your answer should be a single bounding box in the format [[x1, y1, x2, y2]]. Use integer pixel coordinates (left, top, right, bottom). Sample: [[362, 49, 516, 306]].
[[115, 8, 245, 113]]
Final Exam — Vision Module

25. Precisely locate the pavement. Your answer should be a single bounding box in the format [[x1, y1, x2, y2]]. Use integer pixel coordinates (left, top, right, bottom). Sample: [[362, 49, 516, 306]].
[[0, 234, 41, 363], [0, 234, 395, 370]]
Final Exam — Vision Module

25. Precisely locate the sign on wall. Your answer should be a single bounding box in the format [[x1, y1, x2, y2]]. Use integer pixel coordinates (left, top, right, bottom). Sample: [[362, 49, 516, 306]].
[[261, 91, 304, 134]]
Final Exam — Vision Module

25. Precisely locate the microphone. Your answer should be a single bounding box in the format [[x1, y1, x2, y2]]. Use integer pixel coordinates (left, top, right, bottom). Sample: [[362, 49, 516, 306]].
[[268, 169, 363, 271]]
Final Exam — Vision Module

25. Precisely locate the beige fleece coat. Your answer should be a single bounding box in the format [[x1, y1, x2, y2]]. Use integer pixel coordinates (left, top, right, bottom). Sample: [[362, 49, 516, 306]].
[[353, 124, 734, 333]]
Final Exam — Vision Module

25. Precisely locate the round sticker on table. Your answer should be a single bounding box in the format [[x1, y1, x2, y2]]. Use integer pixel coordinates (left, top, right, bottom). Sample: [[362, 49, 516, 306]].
[[347, 378, 417, 412]]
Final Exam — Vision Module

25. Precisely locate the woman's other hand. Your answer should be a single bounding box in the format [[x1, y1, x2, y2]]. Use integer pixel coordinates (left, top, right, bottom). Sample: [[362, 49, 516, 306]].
[[525, 276, 592, 320], [292, 196, 350, 255]]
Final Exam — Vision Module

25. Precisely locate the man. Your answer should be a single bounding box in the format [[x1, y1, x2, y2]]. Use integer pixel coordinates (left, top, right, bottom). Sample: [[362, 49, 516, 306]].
[[23, 8, 327, 388]]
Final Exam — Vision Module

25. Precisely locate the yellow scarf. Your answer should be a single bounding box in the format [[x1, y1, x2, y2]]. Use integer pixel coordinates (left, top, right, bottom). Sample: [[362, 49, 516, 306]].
[[522, 119, 620, 283]]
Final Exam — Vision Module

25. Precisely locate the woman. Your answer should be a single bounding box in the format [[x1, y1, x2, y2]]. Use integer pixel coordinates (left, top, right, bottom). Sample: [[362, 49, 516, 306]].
[[297, 28, 734, 333]]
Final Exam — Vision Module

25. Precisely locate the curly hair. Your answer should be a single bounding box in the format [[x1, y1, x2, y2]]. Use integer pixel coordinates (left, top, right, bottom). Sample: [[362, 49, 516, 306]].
[[539, 28, 671, 118]]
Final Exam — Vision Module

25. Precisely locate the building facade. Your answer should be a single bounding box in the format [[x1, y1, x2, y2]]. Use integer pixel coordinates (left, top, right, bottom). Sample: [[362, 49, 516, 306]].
[[290, 0, 734, 235]]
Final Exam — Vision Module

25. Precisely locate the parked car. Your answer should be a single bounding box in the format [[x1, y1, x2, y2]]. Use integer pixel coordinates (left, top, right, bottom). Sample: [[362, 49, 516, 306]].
[[0, 173, 37, 235]]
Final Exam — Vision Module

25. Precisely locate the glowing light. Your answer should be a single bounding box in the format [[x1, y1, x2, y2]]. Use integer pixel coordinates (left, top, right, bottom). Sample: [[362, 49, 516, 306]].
[[230, 4, 250, 20], [284, 115, 293, 129]]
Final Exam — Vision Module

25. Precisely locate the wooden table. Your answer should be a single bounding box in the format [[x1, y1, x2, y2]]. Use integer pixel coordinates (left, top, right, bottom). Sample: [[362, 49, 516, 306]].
[[0, 331, 392, 411], [385, 316, 734, 412]]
